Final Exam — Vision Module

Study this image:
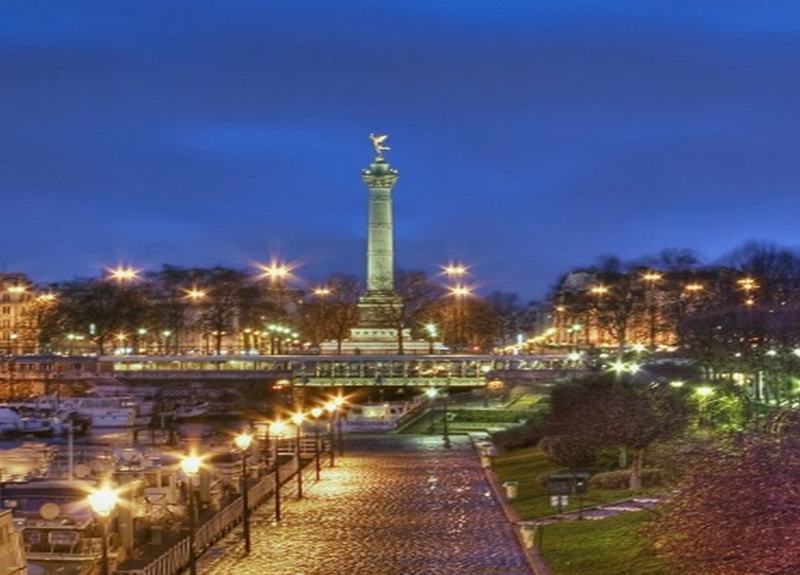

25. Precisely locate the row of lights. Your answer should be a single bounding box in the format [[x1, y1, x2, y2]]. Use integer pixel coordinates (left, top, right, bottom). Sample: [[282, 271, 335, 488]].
[[88, 394, 348, 574], [109, 262, 477, 295], [583, 274, 761, 302]]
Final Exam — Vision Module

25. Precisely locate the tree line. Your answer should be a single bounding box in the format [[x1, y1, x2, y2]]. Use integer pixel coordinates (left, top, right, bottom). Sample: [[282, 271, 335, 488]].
[[22, 265, 541, 355]]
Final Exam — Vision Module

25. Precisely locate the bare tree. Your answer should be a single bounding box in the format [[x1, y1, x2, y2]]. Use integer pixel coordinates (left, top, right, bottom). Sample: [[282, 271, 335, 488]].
[[653, 436, 800, 575]]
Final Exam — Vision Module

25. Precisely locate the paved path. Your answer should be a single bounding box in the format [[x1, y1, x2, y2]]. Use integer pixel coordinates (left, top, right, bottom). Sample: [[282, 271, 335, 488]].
[[205, 435, 531, 575]]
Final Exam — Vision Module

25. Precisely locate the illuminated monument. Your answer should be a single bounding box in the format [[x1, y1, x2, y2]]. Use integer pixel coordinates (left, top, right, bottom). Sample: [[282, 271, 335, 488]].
[[321, 134, 435, 354]]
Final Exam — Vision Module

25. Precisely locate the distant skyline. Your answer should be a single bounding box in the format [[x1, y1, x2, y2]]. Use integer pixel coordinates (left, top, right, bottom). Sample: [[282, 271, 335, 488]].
[[2, 1, 800, 299]]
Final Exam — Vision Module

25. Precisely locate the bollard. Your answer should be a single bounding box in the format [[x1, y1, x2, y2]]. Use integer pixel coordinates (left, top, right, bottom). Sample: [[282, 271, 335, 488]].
[[520, 525, 536, 550], [502, 481, 519, 500]]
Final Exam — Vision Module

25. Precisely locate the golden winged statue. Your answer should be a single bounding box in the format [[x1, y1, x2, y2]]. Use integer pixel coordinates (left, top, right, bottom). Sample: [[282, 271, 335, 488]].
[[369, 133, 390, 158]]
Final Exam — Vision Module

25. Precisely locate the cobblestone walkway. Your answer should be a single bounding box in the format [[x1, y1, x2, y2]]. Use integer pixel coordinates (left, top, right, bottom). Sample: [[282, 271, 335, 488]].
[[205, 435, 531, 575]]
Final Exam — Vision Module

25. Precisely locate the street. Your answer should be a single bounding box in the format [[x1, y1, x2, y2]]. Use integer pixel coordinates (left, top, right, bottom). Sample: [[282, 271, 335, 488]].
[[205, 434, 531, 575]]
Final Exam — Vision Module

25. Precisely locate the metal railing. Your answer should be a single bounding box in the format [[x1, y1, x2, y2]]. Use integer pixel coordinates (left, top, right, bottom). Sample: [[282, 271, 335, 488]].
[[116, 456, 307, 575]]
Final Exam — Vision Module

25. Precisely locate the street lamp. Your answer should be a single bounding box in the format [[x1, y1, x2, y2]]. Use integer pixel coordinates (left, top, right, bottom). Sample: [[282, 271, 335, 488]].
[[88, 485, 118, 575], [106, 266, 140, 284], [441, 263, 469, 278], [270, 420, 286, 521], [290, 412, 305, 499], [425, 388, 438, 435], [324, 401, 337, 467], [309, 407, 324, 481], [641, 272, 663, 348], [184, 287, 208, 302], [442, 375, 451, 449], [257, 261, 294, 283], [424, 323, 438, 354], [333, 395, 346, 456], [233, 433, 253, 554], [180, 453, 202, 575]]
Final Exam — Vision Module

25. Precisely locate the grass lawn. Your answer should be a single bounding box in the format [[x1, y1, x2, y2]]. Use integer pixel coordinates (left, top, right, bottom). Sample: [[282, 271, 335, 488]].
[[541, 512, 674, 575], [399, 409, 535, 435], [492, 447, 644, 518]]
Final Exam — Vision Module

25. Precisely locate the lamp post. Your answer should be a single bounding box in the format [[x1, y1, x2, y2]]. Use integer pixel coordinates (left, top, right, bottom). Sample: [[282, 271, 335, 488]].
[[425, 388, 438, 435], [641, 271, 663, 349], [443, 375, 451, 449], [334, 396, 345, 456], [180, 454, 202, 575], [270, 420, 286, 521], [290, 412, 305, 499], [324, 401, 336, 467], [233, 432, 253, 554], [88, 485, 118, 575], [310, 407, 323, 481], [424, 323, 438, 354]]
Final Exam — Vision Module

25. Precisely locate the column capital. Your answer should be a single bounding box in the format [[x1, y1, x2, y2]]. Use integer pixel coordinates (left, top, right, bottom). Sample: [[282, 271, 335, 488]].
[[362, 159, 398, 189]]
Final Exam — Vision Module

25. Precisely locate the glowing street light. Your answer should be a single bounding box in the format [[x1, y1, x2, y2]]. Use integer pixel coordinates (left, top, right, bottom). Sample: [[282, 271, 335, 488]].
[[88, 485, 118, 518], [441, 263, 469, 278], [590, 285, 609, 296], [641, 271, 663, 283], [448, 284, 473, 298], [183, 287, 208, 302], [737, 277, 759, 292], [684, 283, 705, 293], [88, 485, 119, 575], [312, 287, 331, 297], [669, 380, 685, 388], [7, 285, 28, 295], [36, 293, 57, 303], [567, 351, 583, 362], [233, 432, 253, 554], [180, 453, 202, 575], [106, 266, 140, 284], [695, 385, 714, 398], [257, 260, 295, 283]]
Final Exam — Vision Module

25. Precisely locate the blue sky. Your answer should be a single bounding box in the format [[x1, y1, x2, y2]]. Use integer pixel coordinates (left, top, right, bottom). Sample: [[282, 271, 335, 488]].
[[2, 1, 800, 298]]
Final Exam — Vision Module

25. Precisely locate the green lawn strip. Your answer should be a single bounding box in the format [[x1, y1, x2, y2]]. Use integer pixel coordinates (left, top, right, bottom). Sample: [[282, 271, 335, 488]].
[[541, 512, 674, 575], [399, 408, 535, 435], [505, 393, 545, 410], [398, 411, 443, 434], [491, 447, 651, 519]]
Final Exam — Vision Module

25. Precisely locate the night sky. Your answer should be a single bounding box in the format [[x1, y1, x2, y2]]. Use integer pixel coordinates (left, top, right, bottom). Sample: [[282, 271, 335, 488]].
[[2, 1, 800, 299]]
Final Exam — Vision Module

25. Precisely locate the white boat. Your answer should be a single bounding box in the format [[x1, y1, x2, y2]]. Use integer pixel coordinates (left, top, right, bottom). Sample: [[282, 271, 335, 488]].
[[17, 396, 144, 428], [91, 383, 159, 417], [0, 407, 22, 436], [173, 401, 210, 420]]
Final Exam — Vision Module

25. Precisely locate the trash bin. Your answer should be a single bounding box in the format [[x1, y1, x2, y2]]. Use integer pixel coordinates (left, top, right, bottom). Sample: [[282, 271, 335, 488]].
[[502, 480, 519, 500], [519, 525, 536, 549]]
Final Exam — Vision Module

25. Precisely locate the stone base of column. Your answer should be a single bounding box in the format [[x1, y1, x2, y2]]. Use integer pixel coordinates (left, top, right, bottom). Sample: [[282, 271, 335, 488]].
[[319, 327, 445, 355]]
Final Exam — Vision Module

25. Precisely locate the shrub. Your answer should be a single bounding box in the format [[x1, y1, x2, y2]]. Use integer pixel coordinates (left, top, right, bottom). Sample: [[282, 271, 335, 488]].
[[588, 467, 665, 490], [539, 434, 600, 469], [491, 419, 545, 451]]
